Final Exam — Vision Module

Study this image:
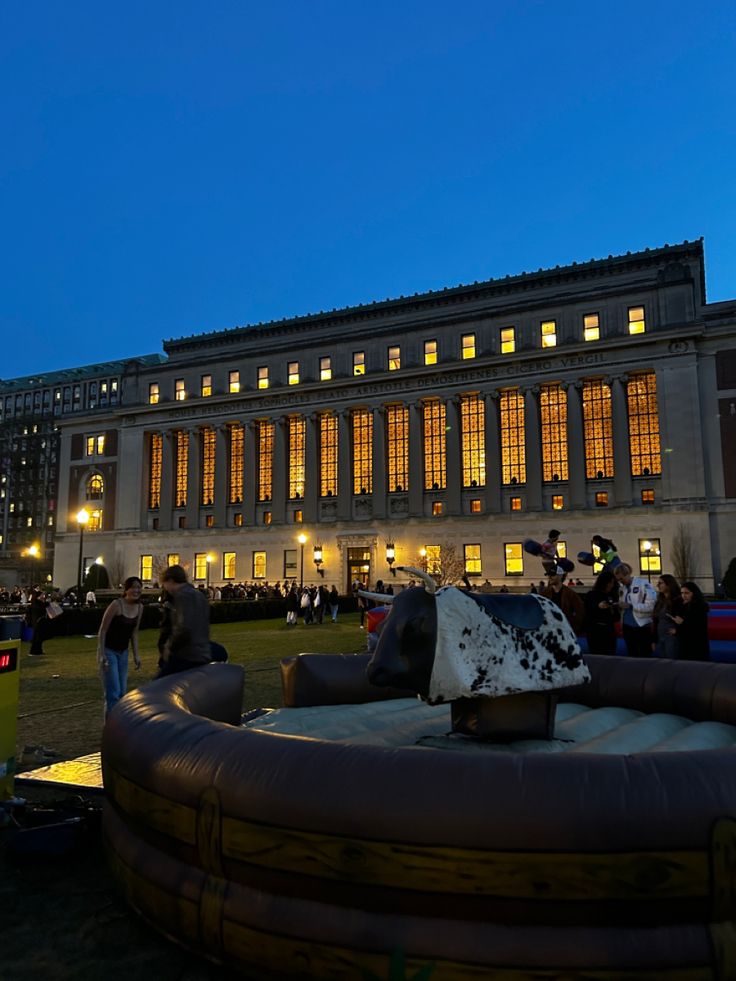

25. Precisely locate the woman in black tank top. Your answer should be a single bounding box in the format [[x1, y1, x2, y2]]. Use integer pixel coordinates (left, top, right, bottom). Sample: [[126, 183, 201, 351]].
[[97, 576, 143, 717]]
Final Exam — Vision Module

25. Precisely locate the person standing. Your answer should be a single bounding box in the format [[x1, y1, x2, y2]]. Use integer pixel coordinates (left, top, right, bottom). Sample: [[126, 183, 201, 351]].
[[97, 576, 143, 716], [285, 585, 299, 625], [653, 575, 684, 659], [156, 565, 211, 676], [584, 568, 619, 656], [329, 585, 339, 622], [614, 563, 657, 658], [543, 575, 585, 635], [671, 581, 710, 661]]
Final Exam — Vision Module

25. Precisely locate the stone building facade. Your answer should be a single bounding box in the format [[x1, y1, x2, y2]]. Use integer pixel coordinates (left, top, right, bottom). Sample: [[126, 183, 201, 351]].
[[50, 240, 736, 592]]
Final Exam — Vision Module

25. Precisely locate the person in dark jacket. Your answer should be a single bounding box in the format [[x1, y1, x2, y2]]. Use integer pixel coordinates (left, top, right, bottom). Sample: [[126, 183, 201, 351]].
[[671, 581, 710, 661], [543, 575, 585, 635], [156, 565, 211, 676], [583, 568, 619, 656], [653, 574, 684, 659]]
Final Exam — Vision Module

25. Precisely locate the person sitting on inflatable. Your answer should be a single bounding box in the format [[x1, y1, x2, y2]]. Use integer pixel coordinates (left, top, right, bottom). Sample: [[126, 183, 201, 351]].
[[578, 535, 621, 570], [523, 530, 574, 576]]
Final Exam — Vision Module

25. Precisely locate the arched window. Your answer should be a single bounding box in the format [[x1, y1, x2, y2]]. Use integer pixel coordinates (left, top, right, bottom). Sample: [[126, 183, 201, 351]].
[[86, 474, 104, 500]]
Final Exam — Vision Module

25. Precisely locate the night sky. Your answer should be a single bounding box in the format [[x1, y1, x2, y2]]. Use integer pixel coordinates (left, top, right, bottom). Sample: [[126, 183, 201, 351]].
[[2, 0, 735, 379]]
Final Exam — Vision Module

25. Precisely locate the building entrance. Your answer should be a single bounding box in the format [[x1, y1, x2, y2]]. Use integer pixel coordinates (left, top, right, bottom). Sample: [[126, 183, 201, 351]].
[[347, 548, 371, 593]]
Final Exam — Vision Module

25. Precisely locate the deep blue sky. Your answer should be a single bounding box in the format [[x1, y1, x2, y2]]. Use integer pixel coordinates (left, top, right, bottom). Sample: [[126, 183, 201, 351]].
[[2, 1, 735, 379]]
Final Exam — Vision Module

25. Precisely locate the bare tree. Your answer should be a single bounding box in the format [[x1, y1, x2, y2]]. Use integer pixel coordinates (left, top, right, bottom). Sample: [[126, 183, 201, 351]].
[[151, 554, 171, 585], [423, 541, 468, 588], [670, 522, 698, 583], [106, 551, 128, 590]]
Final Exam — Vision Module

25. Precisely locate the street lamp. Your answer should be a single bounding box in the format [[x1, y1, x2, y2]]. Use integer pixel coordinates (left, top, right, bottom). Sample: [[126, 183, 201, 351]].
[[206, 554, 213, 591], [76, 508, 90, 604], [298, 533, 307, 588], [419, 547, 427, 572], [642, 540, 653, 583], [22, 544, 40, 589], [386, 542, 396, 576]]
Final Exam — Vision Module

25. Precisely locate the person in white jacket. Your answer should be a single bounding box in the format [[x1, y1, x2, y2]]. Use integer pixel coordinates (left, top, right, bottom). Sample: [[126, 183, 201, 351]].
[[614, 563, 657, 657]]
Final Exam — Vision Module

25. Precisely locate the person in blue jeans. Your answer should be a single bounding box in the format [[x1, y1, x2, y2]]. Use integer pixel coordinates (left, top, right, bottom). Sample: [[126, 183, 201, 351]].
[[97, 576, 143, 717]]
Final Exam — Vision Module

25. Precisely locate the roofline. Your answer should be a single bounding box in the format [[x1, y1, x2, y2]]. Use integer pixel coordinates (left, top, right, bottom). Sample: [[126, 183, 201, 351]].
[[164, 239, 705, 355], [0, 354, 166, 390]]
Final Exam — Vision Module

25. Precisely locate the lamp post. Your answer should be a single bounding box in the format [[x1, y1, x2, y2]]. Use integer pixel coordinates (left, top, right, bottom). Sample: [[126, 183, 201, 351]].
[[22, 543, 40, 588], [76, 508, 90, 605], [298, 533, 307, 588], [419, 547, 427, 572], [642, 540, 652, 583], [206, 554, 213, 592]]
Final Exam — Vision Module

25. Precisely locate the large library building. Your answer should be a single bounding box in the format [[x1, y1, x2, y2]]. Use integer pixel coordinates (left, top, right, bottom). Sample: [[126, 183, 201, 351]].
[[3, 239, 735, 593]]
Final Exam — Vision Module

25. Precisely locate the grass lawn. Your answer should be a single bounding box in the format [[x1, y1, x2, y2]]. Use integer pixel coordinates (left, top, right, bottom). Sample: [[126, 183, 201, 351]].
[[16, 612, 366, 765]]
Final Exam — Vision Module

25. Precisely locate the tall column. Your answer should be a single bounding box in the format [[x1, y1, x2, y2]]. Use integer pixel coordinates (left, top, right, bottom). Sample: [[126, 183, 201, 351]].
[[304, 413, 319, 524], [337, 408, 352, 521], [139, 432, 152, 530], [158, 430, 174, 531], [244, 421, 257, 526], [372, 405, 386, 520], [272, 415, 287, 524], [484, 392, 501, 513], [445, 396, 462, 516], [523, 386, 543, 511], [611, 376, 633, 507], [214, 424, 228, 526], [408, 401, 424, 517], [186, 427, 201, 530], [566, 382, 586, 509]]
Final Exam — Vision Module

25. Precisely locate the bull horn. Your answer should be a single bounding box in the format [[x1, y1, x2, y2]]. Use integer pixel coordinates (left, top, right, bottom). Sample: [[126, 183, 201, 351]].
[[396, 566, 437, 594], [357, 590, 395, 604]]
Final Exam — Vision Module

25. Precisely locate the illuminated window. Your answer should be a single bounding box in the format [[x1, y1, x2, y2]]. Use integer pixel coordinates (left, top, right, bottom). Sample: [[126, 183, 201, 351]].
[[352, 409, 373, 494], [500, 390, 525, 485], [510, 496, 522, 511], [504, 543, 523, 576], [464, 544, 481, 575], [460, 394, 485, 488], [461, 334, 476, 360], [205, 514, 214, 528], [423, 400, 446, 490], [140, 555, 153, 582], [229, 370, 240, 394], [388, 346, 401, 371], [289, 416, 306, 499], [175, 379, 186, 401], [641, 488, 655, 504], [229, 424, 244, 504], [425, 545, 441, 576], [628, 372, 661, 476], [386, 404, 408, 492], [552, 494, 564, 510], [253, 551, 266, 579], [595, 491, 609, 507], [201, 428, 215, 506], [639, 538, 661, 577], [167, 553, 180, 566], [288, 362, 300, 386], [319, 414, 338, 497], [541, 320, 557, 348], [257, 366, 269, 390], [86, 474, 104, 500], [557, 541, 568, 560], [628, 305, 646, 335], [582, 380, 614, 479], [88, 509, 103, 531], [283, 549, 297, 579], [86, 434, 105, 456], [257, 420, 274, 502], [540, 384, 568, 482], [432, 501, 443, 516], [234, 513, 243, 526], [353, 352, 365, 376], [319, 357, 332, 382], [194, 553, 208, 580], [175, 431, 189, 507], [584, 313, 600, 342], [149, 433, 162, 509], [470, 499, 481, 514], [201, 374, 212, 398], [263, 511, 272, 525], [149, 383, 160, 405], [501, 326, 515, 354], [223, 552, 236, 579], [293, 509, 303, 523], [424, 340, 438, 366]]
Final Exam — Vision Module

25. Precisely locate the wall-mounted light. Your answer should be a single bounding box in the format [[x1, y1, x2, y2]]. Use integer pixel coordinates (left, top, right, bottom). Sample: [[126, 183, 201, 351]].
[[386, 542, 396, 576], [313, 544, 324, 578]]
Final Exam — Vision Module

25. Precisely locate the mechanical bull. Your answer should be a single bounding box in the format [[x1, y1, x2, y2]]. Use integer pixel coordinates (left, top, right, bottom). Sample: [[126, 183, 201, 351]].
[[364, 568, 590, 707]]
